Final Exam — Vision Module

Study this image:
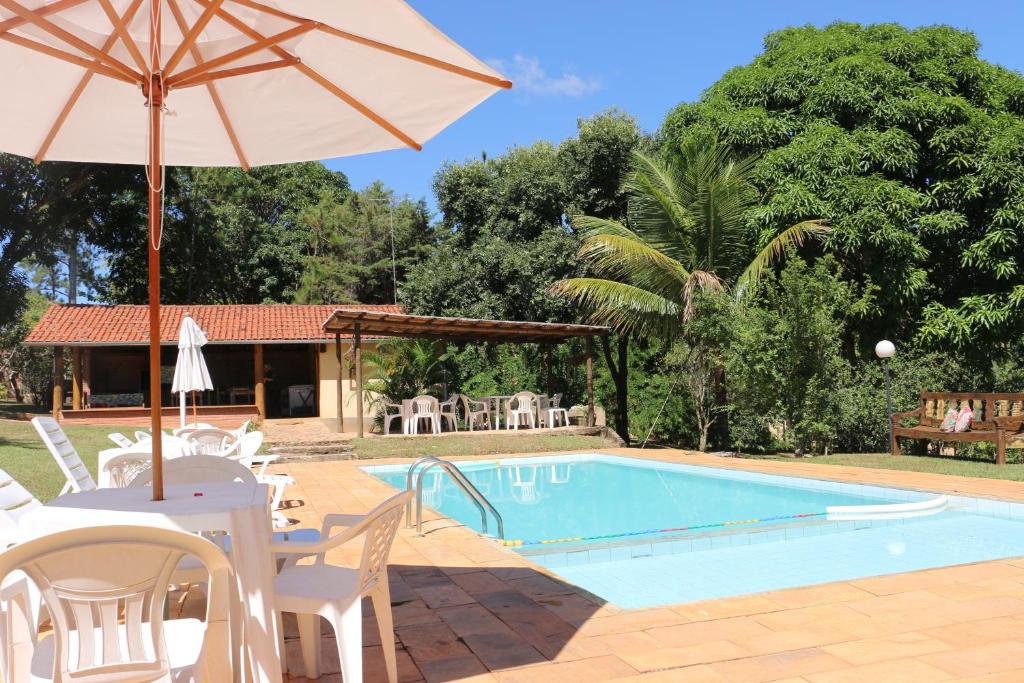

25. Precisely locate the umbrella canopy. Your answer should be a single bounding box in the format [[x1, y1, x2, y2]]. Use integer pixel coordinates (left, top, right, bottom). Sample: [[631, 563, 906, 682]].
[[170, 315, 213, 427], [0, 0, 510, 503], [0, 0, 511, 165]]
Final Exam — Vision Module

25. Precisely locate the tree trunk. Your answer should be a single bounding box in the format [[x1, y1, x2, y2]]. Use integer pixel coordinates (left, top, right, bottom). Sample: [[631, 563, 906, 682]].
[[601, 335, 630, 445], [67, 234, 78, 304]]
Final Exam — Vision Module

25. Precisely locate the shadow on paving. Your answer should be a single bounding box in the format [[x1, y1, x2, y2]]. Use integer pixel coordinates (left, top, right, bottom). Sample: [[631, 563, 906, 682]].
[[280, 563, 606, 683]]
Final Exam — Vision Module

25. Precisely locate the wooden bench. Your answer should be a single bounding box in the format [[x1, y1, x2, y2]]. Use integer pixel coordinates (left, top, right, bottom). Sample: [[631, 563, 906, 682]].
[[891, 392, 1024, 465]]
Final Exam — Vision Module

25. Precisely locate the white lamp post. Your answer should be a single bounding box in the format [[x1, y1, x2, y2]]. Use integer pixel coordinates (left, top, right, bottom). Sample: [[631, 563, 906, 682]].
[[875, 340, 896, 452]]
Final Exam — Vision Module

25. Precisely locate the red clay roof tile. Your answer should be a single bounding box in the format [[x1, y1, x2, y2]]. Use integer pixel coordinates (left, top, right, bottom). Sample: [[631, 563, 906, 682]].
[[24, 304, 402, 346]]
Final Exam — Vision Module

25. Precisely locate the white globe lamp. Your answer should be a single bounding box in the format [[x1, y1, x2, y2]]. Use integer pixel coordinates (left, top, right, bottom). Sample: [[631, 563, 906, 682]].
[[875, 340, 895, 360]]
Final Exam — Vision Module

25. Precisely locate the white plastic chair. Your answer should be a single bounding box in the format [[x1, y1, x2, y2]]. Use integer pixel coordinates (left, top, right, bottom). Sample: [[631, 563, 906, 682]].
[[0, 525, 232, 683], [382, 402, 405, 435], [410, 396, 439, 435], [222, 432, 292, 528], [172, 422, 216, 437], [106, 432, 134, 448], [133, 430, 152, 443], [129, 455, 257, 488], [31, 417, 97, 495], [271, 490, 413, 683], [460, 395, 490, 432], [438, 395, 460, 432], [185, 428, 237, 456], [548, 392, 569, 428], [507, 392, 536, 430], [101, 450, 153, 488]]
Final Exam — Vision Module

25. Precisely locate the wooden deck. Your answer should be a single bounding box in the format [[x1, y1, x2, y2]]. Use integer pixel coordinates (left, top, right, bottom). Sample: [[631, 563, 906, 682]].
[[59, 404, 259, 427]]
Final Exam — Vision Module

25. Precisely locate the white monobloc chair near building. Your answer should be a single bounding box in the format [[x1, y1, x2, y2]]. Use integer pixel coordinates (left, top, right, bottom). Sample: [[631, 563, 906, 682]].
[[31, 417, 97, 495], [0, 525, 233, 683], [272, 490, 413, 683], [507, 392, 537, 430]]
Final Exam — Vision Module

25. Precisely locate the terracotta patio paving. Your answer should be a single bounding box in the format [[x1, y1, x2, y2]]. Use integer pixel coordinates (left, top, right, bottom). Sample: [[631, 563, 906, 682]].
[[269, 448, 1024, 682]]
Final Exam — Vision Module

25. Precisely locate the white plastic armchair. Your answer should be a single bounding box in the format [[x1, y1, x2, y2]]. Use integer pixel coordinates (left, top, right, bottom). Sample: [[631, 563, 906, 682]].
[[185, 428, 237, 456], [410, 395, 440, 434], [128, 455, 257, 488], [382, 402, 405, 435], [101, 450, 153, 488], [0, 525, 233, 683], [271, 490, 413, 683], [507, 391, 537, 430], [31, 417, 97, 495], [222, 432, 292, 528], [460, 395, 490, 432], [438, 395, 460, 432]]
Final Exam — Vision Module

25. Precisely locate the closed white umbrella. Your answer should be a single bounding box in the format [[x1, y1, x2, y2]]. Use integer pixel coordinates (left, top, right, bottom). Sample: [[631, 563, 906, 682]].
[[0, 0, 510, 500], [170, 315, 213, 428]]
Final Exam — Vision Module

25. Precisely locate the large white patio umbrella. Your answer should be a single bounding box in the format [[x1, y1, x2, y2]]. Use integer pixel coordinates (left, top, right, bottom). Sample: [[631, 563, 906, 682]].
[[170, 315, 213, 428], [0, 0, 510, 500]]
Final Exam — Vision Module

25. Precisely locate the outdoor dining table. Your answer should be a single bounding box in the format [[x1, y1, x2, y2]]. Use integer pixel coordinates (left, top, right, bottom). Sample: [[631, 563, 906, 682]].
[[481, 395, 511, 429], [18, 481, 282, 683]]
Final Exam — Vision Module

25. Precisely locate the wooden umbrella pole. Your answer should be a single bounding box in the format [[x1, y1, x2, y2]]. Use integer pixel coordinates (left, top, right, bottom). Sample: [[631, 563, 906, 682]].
[[192, 389, 197, 422], [147, 66, 165, 500]]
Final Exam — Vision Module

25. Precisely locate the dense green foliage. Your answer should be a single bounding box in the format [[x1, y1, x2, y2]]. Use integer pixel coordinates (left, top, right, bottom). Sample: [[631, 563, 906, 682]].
[[663, 22, 1024, 350]]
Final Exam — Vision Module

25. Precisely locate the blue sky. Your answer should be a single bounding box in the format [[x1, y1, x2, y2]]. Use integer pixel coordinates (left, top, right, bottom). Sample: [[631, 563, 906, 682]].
[[324, 1, 1024, 213]]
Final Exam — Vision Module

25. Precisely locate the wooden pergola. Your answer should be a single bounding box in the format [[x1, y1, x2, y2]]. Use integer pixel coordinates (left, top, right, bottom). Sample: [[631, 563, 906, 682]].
[[322, 309, 610, 437]]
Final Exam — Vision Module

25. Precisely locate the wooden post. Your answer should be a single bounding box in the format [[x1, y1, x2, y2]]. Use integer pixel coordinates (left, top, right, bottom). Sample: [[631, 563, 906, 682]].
[[334, 333, 344, 433], [71, 347, 82, 410], [254, 343, 265, 421], [586, 336, 595, 427], [52, 346, 64, 420], [82, 348, 91, 408], [354, 323, 364, 438]]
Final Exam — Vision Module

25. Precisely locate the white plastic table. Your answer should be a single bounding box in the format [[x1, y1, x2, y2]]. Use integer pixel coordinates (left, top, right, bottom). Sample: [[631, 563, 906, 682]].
[[19, 482, 283, 683]]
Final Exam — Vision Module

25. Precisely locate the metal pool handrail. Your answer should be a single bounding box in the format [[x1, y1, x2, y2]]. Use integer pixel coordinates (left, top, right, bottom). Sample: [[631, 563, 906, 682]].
[[405, 456, 505, 539]]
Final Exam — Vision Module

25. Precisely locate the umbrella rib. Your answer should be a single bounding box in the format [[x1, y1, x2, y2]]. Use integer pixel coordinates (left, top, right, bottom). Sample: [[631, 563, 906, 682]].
[[165, 0, 249, 170], [0, 0, 89, 36], [187, 0, 423, 151], [226, 0, 511, 89], [171, 58, 296, 88], [164, 20, 317, 86], [163, 0, 225, 77], [33, 0, 146, 163], [1, 32, 136, 84], [95, 0, 148, 75], [0, 0, 143, 83]]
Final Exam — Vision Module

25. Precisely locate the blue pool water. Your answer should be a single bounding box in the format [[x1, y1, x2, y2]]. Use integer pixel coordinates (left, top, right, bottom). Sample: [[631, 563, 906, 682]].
[[365, 454, 1024, 608]]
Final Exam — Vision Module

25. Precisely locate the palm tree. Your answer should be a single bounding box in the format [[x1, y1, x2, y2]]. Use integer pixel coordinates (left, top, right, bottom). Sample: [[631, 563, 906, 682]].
[[361, 338, 450, 430], [552, 136, 828, 448]]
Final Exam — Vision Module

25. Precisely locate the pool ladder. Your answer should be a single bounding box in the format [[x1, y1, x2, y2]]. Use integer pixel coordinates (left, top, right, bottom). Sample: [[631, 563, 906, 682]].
[[405, 456, 505, 539]]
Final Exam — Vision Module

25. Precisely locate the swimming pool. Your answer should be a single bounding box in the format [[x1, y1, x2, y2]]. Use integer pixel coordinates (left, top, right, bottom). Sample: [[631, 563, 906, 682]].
[[364, 454, 1024, 608]]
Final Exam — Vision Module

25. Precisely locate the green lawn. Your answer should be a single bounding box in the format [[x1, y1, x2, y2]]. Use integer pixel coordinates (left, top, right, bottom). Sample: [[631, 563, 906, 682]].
[[352, 433, 607, 460], [0, 419, 112, 501], [754, 451, 1024, 482]]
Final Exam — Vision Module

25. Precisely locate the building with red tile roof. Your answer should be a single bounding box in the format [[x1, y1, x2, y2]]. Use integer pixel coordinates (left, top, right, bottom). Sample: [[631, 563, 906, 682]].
[[25, 303, 401, 346], [26, 303, 400, 428]]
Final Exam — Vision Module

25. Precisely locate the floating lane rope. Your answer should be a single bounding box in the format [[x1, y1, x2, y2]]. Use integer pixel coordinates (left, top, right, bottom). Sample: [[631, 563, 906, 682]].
[[497, 511, 827, 547]]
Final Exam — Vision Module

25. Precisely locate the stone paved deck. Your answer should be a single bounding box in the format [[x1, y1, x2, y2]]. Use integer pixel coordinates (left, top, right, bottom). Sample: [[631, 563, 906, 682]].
[[271, 449, 1024, 682]]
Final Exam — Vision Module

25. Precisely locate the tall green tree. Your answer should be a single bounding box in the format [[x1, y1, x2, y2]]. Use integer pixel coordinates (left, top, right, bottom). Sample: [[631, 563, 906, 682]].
[[662, 22, 1024, 350], [295, 182, 431, 305], [95, 163, 350, 304], [552, 137, 827, 445]]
